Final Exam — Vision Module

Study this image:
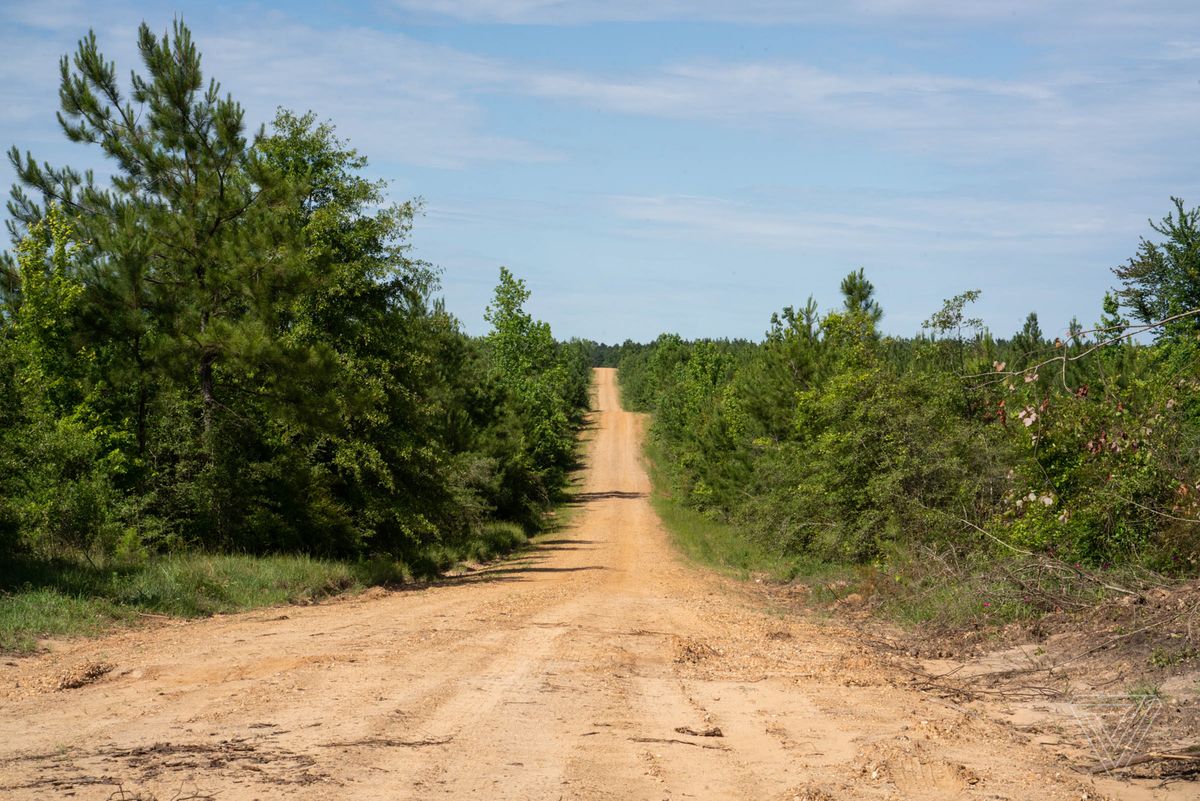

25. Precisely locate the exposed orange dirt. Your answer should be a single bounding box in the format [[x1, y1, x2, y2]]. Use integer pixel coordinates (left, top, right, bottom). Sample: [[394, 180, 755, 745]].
[[0, 368, 1187, 799]]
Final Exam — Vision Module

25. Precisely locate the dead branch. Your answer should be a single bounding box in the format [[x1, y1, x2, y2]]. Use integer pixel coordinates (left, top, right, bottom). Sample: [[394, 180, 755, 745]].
[[966, 307, 1200, 392], [630, 736, 727, 750], [1088, 744, 1200, 774], [319, 735, 452, 748]]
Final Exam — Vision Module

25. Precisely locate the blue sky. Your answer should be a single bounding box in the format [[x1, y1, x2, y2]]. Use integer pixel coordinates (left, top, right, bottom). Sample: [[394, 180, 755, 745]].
[[4, 1, 1200, 342]]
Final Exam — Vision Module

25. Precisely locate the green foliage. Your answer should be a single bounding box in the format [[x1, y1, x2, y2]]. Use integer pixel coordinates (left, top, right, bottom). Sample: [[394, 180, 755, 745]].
[[840, 267, 883, 326], [0, 207, 124, 556], [642, 437, 806, 581], [622, 255, 1199, 575], [1113, 197, 1200, 339], [485, 267, 589, 498], [0, 22, 588, 582]]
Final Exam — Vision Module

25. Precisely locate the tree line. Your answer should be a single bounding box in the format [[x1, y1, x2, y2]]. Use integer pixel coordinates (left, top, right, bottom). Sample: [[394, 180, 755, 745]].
[[0, 22, 589, 566], [618, 216, 1200, 572]]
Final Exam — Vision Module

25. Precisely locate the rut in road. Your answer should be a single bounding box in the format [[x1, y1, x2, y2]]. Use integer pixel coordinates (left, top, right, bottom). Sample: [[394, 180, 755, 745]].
[[0, 368, 1145, 799]]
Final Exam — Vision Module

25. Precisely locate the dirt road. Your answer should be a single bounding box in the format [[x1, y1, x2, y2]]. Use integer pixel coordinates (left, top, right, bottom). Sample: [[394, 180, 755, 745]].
[[0, 369, 1164, 799]]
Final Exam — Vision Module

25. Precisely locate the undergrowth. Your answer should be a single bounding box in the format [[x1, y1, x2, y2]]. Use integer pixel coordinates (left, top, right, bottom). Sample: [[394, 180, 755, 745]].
[[0, 520, 536, 654], [642, 435, 1163, 633]]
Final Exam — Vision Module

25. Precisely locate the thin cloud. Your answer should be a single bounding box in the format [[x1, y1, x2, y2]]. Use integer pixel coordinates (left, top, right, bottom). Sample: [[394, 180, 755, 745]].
[[385, 0, 1191, 27], [2, 8, 560, 170], [192, 18, 562, 169], [511, 54, 1200, 181], [607, 192, 1133, 253]]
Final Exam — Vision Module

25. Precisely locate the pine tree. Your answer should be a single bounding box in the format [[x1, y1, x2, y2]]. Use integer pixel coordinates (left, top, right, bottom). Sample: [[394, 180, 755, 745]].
[[840, 267, 883, 326], [6, 21, 310, 543]]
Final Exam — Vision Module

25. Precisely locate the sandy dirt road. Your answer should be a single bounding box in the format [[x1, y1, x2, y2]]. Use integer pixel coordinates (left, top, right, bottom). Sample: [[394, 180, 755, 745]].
[[0, 368, 1163, 799]]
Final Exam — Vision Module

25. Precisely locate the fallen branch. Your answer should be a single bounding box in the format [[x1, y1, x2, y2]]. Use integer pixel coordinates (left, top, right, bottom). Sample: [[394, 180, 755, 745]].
[[630, 736, 727, 750], [674, 726, 723, 737], [1088, 745, 1200, 774], [320, 735, 452, 749]]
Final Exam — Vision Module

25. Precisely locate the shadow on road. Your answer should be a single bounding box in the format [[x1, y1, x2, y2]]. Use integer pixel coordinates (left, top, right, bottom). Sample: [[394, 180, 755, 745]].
[[568, 490, 648, 504], [428, 559, 606, 588]]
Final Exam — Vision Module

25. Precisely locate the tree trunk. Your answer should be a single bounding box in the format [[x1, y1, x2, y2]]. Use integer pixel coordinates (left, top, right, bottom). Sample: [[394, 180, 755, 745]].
[[199, 347, 216, 445], [134, 334, 147, 456]]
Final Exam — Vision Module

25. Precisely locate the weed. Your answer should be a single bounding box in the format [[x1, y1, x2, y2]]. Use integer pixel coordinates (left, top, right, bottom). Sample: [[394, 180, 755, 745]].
[[1149, 646, 1200, 669], [1127, 681, 1164, 701]]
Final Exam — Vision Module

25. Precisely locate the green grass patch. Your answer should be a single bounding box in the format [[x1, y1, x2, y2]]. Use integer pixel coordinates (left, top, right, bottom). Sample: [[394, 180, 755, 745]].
[[0, 526, 556, 654], [877, 573, 1039, 629], [0, 552, 368, 653], [0, 589, 133, 653], [111, 553, 360, 616]]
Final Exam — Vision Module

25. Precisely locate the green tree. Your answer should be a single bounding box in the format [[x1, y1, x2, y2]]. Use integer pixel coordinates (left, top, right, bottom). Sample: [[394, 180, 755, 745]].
[[7, 21, 312, 543], [0, 206, 121, 555], [839, 267, 883, 326], [730, 299, 825, 442], [1113, 197, 1200, 339], [484, 267, 581, 502]]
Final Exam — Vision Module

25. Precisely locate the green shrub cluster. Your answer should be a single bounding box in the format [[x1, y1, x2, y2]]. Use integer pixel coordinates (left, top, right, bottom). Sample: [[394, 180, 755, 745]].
[[620, 214, 1200, 572]]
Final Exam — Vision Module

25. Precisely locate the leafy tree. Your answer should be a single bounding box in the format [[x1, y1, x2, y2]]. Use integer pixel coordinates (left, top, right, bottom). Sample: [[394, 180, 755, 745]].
[[485, 267, 582, 502], [6, 22, 316, 544], [923, 290, 983, 341], [621, 243, 1198, 568], [3, 22, 591, 564], [921, 290, 984, 374], [730, 299, 825, 442], [0, 206, 121, 555], [1113, 197, 1200, 339]]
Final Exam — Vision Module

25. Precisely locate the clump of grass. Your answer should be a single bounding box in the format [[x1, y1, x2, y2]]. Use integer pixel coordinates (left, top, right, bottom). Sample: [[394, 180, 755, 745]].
[[473, 521, 530, 561], [1149, 645, 1200, 669], [355, 554, 412, 586], [1127, 680, 1163, 700], [112, 553, 361, 616], [0, 589, 132, 653]]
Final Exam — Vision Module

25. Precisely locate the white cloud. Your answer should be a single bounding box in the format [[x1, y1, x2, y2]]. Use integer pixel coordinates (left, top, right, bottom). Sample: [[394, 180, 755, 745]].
[[195, 19, 560, 169], [508, 53, 1200, 181], [0, 0, 98, 31], [0, 8, 560, 170], [7, 0, 1197, 177], [608, 192, 1131, 253], [523, 62, 1053, 122], [385, 0, 1192, 27]]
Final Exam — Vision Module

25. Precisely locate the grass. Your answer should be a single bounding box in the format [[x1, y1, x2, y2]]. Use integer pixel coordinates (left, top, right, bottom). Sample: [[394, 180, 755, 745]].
[[0, 552, 364, 653], [877, 570, 1040, 629], [0, 521, 538, 655], [0, 588, 133, 653], [1126, 680, 1164, 701], [1149, 645, 1200, 669]]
